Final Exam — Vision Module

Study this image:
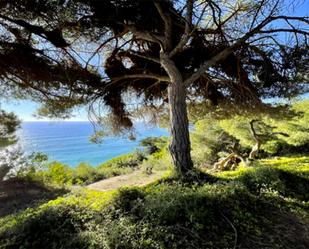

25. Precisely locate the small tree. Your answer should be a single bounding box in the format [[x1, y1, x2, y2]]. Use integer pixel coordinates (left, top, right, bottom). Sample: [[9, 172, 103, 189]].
[[0, 110, 20, 148], [219, 115, 290, 157], [220, 100, 309, 158], [248, 119, 289, 159], [0, 1, 308, 176], [0, 110, 21, 180]]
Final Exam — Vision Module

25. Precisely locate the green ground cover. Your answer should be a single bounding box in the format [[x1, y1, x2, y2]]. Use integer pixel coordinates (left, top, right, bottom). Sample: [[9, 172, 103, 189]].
[[1, 155, 308, 249]]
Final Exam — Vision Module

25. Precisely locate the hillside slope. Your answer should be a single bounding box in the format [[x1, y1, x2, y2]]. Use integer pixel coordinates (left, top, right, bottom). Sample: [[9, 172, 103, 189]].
[[0, 155, 308, 249]]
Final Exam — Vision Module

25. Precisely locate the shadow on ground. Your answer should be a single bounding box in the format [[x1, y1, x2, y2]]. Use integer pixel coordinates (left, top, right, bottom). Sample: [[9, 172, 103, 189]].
[[0, 178, 66, 217]]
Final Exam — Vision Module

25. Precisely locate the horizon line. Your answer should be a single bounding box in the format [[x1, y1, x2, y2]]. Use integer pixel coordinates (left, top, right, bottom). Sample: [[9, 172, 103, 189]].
[[22, 120, 90, 122]]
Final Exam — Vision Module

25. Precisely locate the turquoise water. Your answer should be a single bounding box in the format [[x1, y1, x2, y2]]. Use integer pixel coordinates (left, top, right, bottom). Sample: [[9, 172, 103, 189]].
[[19, 122, 168, 166]]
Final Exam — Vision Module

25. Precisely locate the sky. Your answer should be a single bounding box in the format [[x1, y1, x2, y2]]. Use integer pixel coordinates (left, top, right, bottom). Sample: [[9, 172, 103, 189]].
[[0, 0, 308, 121], [1, 100, 89, 121]]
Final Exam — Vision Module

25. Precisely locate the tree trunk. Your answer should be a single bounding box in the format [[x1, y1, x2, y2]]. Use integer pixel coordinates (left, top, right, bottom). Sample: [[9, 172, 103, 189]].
[[249, 141, 261, 159], [249, 119, 261, 160], [167, 81, 193, 175], [160, 54, 193, 176]]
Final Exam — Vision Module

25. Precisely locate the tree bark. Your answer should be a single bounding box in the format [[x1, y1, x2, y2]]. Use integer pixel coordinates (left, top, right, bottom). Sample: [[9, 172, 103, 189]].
[[160, 54, 193, 176], [249, 141, 261, 159], [168, 81, 193, 175], [249, 120, 261, 159]]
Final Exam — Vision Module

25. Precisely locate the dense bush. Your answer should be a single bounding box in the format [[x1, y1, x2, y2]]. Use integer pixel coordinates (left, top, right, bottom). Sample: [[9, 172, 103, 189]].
[[74, 162, 101, 185], [98, 152, 145, 169], [46, 162, 75, 185]]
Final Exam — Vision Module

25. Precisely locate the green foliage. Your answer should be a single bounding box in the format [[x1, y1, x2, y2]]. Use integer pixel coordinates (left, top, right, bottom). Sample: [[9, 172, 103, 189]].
[[219, 116, 287, 154], [191, 100, 309, 167], [237, 167, 286, 195], [0, 110, 20, 135], [0, 110, 23, 180], [29, 152, 49, 164], [74, 162, 100, 185], [98, 152, 145, 170], [140, 147, 172, 175], [191, 118, 222, 166], [89, 130, 106, 144], [18, 150, 150, 186], [138, 136, 171, 174], [191, 117, 241, 166], [1, 156, 308, 249], [219, 116, 254, 148], [46, 162, 75, 185], [217, 155, 309, 201], [0, 110, 20, 148], [139, 136, 168, 155], [219, 100, 309, 153], [270, 100, 309, 146], [97, 151, 145, 178]]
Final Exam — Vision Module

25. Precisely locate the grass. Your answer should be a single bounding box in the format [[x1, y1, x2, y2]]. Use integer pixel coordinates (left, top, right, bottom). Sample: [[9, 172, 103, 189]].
[[0, 155, 308, 249]]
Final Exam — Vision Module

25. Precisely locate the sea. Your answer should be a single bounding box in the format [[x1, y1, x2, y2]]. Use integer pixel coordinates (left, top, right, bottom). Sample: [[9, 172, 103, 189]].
[[19, 122, 168, 167]]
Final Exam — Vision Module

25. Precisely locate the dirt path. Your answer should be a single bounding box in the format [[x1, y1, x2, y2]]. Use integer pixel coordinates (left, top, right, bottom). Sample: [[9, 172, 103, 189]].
[[87, 170, 166, 192]]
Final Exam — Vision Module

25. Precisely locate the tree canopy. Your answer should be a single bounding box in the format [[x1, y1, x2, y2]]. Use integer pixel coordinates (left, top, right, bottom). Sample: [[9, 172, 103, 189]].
[[0, 0, 308, 174]]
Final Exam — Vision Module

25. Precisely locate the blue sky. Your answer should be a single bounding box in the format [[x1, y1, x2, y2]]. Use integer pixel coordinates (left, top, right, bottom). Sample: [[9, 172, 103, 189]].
[[0, 0, 308, 121], [1, 100, 89, 121]]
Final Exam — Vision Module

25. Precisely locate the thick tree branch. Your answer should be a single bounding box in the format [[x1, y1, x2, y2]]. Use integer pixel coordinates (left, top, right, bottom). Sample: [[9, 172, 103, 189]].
[[154, 1, 173, 50], [249, 119, 260, 142], [273, 132, 289, 137], [169, 0, 193, 57], [110, 74, 170, 83]]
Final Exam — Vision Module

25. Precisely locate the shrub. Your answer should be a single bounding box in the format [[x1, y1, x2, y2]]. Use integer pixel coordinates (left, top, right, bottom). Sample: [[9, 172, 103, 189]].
[[140, 148, 172, 175], [46, 162, 74, 185], [74, 162, 101, 185], [237, 167, 285, 195], [139, 136, 168, 155], [233, 159, 309, 201], [97, 151, 145, 178], [98, 151, 145, 170]]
